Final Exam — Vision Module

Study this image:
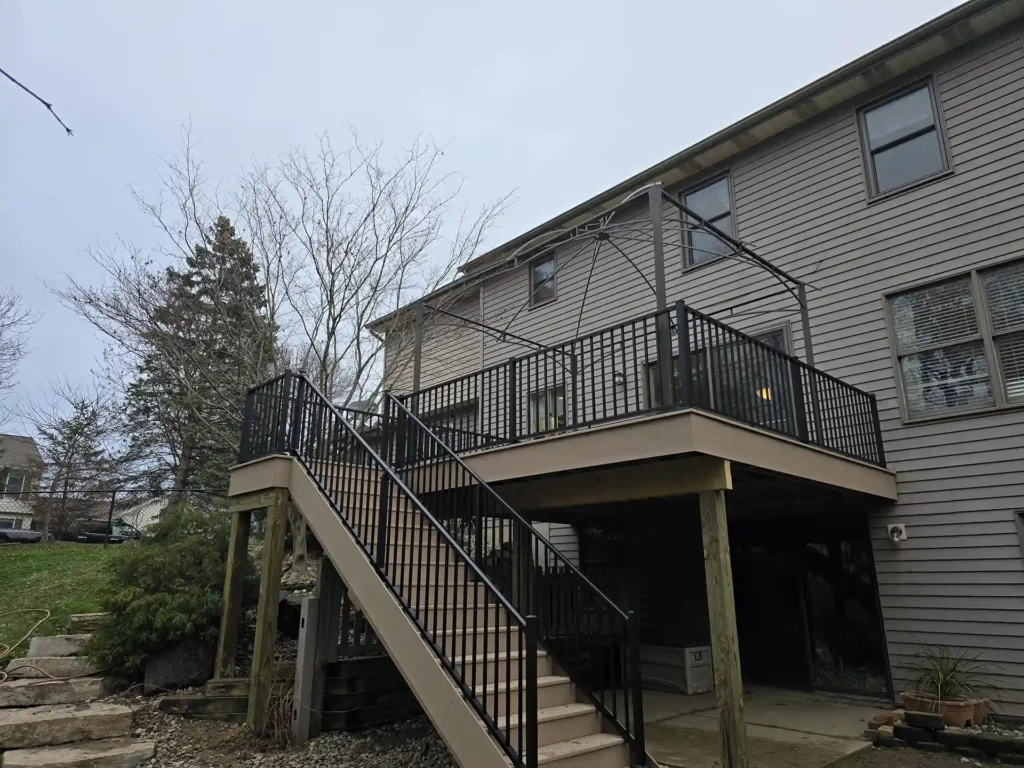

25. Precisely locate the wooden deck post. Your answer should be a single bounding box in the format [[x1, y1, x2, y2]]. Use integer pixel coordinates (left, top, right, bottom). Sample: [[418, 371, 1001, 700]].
[[247, 489, 289, 732], [699, 489, 749, 768], [292, 595, 319, 745], [215, 507, 252, 679], [309, 556, 343, 737]]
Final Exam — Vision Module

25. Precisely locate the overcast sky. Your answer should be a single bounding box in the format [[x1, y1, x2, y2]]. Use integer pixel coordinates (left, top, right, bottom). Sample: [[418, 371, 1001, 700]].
[[2, 0, 962, 433]]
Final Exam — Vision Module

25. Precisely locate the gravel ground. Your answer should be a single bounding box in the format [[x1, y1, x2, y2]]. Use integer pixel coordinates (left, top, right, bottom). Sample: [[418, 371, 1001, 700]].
[[122, 694, 455, 767]]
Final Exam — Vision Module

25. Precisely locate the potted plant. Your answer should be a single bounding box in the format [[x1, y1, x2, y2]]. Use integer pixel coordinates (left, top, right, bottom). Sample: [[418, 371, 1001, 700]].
[[904, 645, 989, 727]]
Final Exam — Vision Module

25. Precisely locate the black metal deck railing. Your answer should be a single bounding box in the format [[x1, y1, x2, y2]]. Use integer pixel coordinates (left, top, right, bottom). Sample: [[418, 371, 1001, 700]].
[[398, 301, 886, 466], [240, 373, 540, 768], [385, 393, 647, 765]]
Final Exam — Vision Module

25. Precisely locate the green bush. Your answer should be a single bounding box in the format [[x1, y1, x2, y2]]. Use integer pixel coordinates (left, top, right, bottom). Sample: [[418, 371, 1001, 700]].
[[88, 505, 255, 682]]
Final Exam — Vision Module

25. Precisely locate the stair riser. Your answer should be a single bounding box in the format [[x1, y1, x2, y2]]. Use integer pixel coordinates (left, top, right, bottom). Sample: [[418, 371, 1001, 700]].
[[511, 711, 603, 749], [459, 654, 552, 684], [485, 681, 575, 717], [541, 742, 630, 768], [408, 605, 505, 631], [398, 582, 485, 606], [389, 565, 468, 589], [437, 628, 521, 655]]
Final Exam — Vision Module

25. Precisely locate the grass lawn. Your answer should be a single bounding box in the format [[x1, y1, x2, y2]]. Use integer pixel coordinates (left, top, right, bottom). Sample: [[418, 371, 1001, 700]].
[[0, 542, 114, 658]]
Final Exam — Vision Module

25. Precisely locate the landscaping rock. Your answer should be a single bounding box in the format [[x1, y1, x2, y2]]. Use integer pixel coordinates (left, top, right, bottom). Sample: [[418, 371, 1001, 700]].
[[904, 710, 944, 730], [894, 724, 934, 742], [910, 741, 946, 752], [874, 724, 897, 747], [0, 736, 155, 767], [5, 657, 101, 679], [67, 615, 109, 634], [0, 678, 109, 708], [870, 710, 899, 726], [0, 703, 131, 750], [27, 635, 92, 659], [143, 640, 214, 694]]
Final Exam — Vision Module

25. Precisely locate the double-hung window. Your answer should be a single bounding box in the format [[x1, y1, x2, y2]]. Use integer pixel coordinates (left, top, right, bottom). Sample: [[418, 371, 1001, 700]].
[[682, 176, 734, 267], [529, 254, 557, 306], [889, 259, 1024, 419], [859, 82, 949, 196], [1, 470, 24, 498]]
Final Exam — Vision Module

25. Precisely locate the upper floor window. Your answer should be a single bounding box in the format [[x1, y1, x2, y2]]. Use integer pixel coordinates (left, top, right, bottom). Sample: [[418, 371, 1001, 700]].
[[529, 254, 557, 306], [682, 175, 734, 267], [1, 470, 24, 498], [860, 83, 949, 196], [889, 259, 1024, 420]]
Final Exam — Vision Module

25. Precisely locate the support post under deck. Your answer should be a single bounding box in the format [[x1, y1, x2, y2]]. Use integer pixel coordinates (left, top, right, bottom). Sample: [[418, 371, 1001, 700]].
[[699, 489, 749, 768]]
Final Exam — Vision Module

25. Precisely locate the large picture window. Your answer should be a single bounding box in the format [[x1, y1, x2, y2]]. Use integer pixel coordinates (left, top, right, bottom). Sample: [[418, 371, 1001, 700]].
[[859, 82, 949, 196], [889, 259, 1024, 419]]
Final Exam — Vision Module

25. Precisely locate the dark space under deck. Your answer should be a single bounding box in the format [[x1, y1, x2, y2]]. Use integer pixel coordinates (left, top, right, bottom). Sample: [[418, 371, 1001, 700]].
[[515, 464, 892, 698]]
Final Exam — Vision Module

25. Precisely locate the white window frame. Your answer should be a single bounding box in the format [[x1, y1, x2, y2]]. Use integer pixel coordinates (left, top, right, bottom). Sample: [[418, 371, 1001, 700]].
[[1, 470, 25, 498], [885, 257, 1024, 423]]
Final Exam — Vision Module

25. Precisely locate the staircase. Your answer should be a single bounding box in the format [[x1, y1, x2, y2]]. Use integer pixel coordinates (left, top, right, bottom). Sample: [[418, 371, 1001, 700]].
[[0, 626, 154, 767], [239, 372, 647, 768]]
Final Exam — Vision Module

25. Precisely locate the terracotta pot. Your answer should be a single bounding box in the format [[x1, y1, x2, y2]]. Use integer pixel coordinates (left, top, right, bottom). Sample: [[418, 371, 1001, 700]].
[[974, 698, 991, 725], [902, 691, 977, 727]]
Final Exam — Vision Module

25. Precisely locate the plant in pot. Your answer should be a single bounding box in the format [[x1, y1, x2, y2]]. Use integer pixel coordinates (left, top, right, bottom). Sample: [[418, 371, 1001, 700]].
[[904, 645, 989, 727]]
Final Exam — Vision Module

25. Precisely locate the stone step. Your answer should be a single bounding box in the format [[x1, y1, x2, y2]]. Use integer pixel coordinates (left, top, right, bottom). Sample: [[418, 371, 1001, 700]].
[[27, 635, 92, 659], [1, 736, 155, 767], [0, 703, 131, 750], [5, 657, 101, 680], [66, 615, 109, 635], [0, 678, 110, 708]]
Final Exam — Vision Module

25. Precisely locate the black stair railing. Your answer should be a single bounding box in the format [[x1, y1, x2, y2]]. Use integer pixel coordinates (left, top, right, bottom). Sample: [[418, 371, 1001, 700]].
[[385, 393, 648, 767], [241, 372, 541, 768]]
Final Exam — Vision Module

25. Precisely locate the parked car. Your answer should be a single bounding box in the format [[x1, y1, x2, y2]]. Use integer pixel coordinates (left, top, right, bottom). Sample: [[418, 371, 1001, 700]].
[[0, 527, 44, 544], [73, 519, 142, 544]]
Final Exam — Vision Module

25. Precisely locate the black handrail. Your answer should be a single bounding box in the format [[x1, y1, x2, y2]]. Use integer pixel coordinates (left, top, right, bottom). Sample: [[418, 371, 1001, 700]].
[[386, 393, 648, 766], [241, 372, 538, 768]]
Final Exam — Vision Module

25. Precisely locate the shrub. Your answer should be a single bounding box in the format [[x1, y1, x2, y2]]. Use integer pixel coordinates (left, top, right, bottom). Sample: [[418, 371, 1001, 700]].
[[88, 505, 255, 682], [910, 645, 987, 701]]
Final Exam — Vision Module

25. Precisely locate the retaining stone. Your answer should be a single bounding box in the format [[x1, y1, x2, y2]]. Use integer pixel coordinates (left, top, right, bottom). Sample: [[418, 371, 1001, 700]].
[[935, 728, 975, 748], [0, 678, 108, 708], [893, 724, 934, 743], [27, 635, 91, 659], [0, 736, 154, 767], [66, 615, 108, 634], [971, 732, 1019, 754], [5, 657, 101, 680], [0, 703, 131, 750], [904, 710, 944, 730]]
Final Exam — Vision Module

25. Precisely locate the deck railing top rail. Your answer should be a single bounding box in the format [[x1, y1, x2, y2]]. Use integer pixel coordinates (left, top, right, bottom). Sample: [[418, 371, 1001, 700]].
[[398, 302, 886, 466]]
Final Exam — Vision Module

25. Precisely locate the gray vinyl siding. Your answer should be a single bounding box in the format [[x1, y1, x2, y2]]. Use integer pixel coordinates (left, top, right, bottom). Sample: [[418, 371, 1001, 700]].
[[385, 292, 483, 396], [400, 27, 1024, 714], [532, 522, 580, 568]]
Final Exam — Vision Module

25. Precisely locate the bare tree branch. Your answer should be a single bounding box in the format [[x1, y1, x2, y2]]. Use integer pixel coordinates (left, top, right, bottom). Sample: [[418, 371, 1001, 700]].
[[0, 66, 73, 136]]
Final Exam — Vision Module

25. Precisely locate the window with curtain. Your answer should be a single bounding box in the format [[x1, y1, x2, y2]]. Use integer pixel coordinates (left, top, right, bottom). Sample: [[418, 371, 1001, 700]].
[[889, 259, 1024, 418]]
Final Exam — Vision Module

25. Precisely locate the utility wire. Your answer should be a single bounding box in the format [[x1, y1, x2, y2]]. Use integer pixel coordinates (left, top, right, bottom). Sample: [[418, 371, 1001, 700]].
[[1, 67, 73, 136]]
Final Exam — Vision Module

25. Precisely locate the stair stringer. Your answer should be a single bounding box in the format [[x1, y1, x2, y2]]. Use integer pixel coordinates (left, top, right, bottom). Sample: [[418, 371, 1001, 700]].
[[287, 458, 512, 768]]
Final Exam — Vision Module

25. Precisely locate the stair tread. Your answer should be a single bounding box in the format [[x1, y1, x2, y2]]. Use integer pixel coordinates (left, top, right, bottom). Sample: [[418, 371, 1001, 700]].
[[0, 736, 155, 767], [476, 675, 570, 695], [506, 702, 596, 728], [537, 733, 625, 763], [452, 649, 548, 664]]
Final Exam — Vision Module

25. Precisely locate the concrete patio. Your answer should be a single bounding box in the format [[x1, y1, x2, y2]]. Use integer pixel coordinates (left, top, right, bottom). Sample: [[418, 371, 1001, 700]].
[[643, 687, 883, 768]]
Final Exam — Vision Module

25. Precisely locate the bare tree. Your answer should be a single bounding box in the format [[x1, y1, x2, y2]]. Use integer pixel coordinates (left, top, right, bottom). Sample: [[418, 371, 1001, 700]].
[[237, 132, 512, 406], [0, 286, 37, 427]]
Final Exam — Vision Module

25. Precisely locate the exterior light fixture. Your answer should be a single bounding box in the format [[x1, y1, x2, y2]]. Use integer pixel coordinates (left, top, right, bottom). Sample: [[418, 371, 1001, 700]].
[[613, 372, 626, 389]]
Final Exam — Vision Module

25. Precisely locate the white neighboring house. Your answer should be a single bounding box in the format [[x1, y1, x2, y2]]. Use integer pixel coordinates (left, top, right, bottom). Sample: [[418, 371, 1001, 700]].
[[0, 433, 43, 531], [116, 496, 169, 533]]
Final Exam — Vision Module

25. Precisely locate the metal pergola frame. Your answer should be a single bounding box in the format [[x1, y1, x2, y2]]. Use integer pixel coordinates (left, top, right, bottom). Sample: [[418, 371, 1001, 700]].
[[405, 183, 818, 394]]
